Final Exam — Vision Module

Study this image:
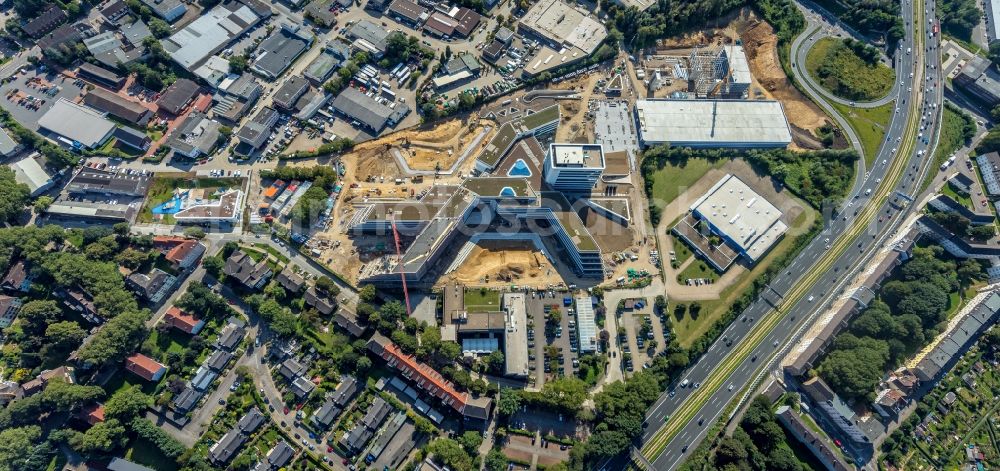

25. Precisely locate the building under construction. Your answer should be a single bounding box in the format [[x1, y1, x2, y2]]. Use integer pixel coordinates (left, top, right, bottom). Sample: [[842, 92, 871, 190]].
[[687, 44, 752, 98]]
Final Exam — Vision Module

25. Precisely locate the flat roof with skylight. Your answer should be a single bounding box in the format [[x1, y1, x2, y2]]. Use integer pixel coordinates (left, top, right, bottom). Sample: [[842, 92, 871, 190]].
[[634, 99, 792, 148], [690, 173, 787, 262]]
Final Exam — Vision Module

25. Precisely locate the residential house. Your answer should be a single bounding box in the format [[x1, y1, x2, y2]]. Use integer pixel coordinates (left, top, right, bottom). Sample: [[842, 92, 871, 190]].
[[340, 397, 391, 453], [311, 375, 359, 429], [216, 320, 246, 351], [2, 260, 31, 293], [23, 5, 67, 39], [304, 287, 336, 315], [125, 353, 167, 381], [172, 386, 202, 413], [80, 403, 105, 425], [275, 266, 305, 293], [209, 429, 247, 464], [164, 306, 205, 334], [21, 366, 75, 396], [108, 458, 156, 471], [126, 268, 178, 304], [205, 349, 233, 371], [263, 441, 294, 469], [0, 295, 23, 329], [152, 237, 206, 270], [223, 250, 272, 290], [334, 310, 367, 337]]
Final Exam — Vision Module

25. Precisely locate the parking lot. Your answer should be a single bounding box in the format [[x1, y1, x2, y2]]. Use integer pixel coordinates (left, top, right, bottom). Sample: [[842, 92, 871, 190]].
[[617, 301, 668, 376], [525, 291, 580, 388], [0, 67, 85, 131]]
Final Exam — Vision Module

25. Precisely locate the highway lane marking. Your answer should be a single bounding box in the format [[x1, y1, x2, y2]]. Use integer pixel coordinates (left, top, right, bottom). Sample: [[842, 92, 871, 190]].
[[641, 10, 930, 461]]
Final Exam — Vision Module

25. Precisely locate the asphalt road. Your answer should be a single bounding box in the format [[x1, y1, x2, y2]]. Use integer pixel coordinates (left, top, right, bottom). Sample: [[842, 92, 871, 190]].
[[630, 0, 945, 468]]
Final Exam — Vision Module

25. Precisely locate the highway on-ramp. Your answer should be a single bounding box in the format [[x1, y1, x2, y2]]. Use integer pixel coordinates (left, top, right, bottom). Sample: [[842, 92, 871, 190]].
[[628, 0, 945, 468]]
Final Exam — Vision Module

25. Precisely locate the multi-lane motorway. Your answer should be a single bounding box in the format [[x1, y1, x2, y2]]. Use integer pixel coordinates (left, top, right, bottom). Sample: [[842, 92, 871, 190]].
[[630, 0, 945, 468]]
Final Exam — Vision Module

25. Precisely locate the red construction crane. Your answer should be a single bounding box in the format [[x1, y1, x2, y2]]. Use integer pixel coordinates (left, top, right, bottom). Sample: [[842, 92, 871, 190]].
[[390, 218, 413, 317]]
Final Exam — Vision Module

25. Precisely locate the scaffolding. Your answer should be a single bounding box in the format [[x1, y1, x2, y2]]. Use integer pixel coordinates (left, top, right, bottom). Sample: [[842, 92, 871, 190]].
[[687, 44, 751, 98]]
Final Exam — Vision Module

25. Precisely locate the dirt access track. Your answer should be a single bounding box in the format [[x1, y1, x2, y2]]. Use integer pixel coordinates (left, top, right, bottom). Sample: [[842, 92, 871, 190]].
[[654, 10, 836, 150]]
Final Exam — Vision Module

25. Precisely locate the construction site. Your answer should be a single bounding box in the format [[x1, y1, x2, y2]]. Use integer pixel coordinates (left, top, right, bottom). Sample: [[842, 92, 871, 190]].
[[632, 9, 841, 150], [298, 85, 654, 289]]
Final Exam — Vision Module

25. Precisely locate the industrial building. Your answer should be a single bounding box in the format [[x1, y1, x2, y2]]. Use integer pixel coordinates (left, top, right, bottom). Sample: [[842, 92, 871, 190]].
[[38, 99, 116, 150], [9, 155, 54, 197], [330, 87, 410, 133], [518, 0, 606, 55], [543, 143, 605, 192], [575, 296, 599, 353], [83, 88, 153, 125], [673, 174, 787, 271], [161, 0, 267, 71], [251, 25, 313, 80], [954, 56, 1000, 106], [634, 99, 792, 148], [347, 20, 390, 56], [166, 112, 222, 159]]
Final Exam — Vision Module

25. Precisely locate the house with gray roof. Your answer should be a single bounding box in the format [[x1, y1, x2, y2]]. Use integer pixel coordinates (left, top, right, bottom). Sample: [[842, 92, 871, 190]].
[[141, 0, 187, 21], [347, 20, 389, 56]]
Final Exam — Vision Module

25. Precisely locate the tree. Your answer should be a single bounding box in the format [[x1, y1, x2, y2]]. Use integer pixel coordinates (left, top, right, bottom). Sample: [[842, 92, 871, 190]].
[[0, 425, 42, 470], [715, 436, 749, 466], [44, 321, 86, 352], [17, 299, 62, 334], [76, 310, 149, 366], [457, 430, 483, 454], [427, 438, 473, 470], [484, 449, 508, 471], [766, 446, 803, 471], [359, 284, 377, 302], [315, 276, 340, 296], [270, 309, 299, 337], [0, 167, 29, 223], [497, 388, 521, 417], [202, 255, 224, 278], [70, 418, 127, 454], [228, 54, 249, 73], [104, 386, 152, 422], [33, 195, 53, 213], [484, 350, 505, 375], [182, 227, 206, 239]]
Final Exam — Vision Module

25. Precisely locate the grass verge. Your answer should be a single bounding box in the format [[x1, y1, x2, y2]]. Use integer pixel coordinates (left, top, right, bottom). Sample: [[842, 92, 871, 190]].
[[831, 100, 894, 167]]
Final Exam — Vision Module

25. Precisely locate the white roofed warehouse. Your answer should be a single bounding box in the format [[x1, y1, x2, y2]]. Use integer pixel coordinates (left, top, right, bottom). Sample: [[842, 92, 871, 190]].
[[673, 174, 788, 271], [634, 99, 792, 148]]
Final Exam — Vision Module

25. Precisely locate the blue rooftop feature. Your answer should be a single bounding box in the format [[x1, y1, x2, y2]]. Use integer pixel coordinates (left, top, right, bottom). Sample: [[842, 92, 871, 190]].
[[507, 159, 532, 177], [499, 186, 517, 197]]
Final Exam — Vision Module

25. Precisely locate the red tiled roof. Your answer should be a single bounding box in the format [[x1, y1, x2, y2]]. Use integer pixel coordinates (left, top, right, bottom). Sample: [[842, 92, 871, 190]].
[[125, 353, 165, 381], [377, 338, 470, 414], [82, 403, 105, 425], [165, 240, 199, 265], [164, 306, 201, 334]]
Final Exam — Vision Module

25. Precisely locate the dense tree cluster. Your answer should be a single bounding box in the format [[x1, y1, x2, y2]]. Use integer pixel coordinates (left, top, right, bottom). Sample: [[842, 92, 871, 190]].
[[0, 167, 29, 224], [937, 0, 980, 40], [0, 379, 104, 429], [699, 396, 808, 471], [819, 245, 982, 400]]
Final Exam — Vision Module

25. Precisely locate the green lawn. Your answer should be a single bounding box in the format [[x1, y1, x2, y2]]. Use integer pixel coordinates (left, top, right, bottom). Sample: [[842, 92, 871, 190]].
[[668, 235, 693, 268], [671, 208, 815, 347], [924, 105, 975, 191], [254, 242, 291, 264], [805, 37, 895, 101], [831, 101, 894, 167], [677, 258, 719, 283], [647, 158, 726, 219], [464, 288, 501, 311], [126, 438, 178, 471], [942, 181, 974, 209]]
